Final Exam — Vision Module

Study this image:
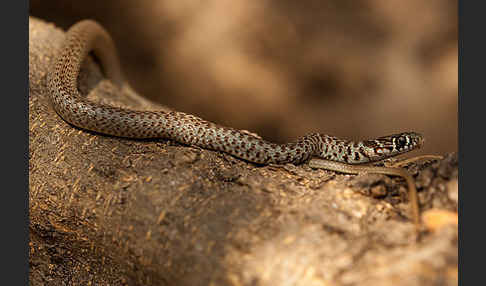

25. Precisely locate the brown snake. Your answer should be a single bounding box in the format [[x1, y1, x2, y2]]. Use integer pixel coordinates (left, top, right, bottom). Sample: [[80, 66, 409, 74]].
[[47, 20, 428, 230]]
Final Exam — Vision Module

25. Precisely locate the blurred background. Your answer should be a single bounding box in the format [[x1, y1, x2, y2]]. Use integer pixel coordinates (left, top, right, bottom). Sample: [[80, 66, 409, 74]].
[[30, 0, 457, 156]]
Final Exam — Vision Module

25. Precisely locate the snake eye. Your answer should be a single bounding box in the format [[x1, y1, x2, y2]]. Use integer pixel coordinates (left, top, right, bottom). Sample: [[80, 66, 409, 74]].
[[396, 136, 408, 150]]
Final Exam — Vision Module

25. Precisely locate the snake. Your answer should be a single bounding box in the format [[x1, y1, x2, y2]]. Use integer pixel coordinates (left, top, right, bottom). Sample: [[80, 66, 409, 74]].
[[47, 20, 426, 229]]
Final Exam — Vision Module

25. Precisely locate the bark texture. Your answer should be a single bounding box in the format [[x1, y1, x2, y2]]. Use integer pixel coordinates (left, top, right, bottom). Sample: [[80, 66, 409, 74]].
[[29, 17, 458, 286]]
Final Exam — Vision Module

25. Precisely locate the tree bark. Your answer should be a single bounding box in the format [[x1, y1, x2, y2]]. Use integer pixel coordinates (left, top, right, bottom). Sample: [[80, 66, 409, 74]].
[[29, 17, 458, 286]]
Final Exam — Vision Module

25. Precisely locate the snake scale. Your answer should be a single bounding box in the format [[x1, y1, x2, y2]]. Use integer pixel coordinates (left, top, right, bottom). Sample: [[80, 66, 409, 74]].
[[47, 20, 426, 229]]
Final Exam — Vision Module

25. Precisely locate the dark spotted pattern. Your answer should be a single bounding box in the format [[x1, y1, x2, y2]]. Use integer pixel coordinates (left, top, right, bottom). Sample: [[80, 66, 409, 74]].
[[48, 20, 424, 165]]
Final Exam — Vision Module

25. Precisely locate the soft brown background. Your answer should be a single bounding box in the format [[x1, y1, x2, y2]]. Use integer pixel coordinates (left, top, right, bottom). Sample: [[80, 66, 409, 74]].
[[30, 0, 457, 156], [29, 1, 458, 284]]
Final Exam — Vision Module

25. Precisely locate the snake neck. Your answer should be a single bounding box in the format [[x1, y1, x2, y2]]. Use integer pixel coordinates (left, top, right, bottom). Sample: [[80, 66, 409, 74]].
[[312, 132, 423, 164]]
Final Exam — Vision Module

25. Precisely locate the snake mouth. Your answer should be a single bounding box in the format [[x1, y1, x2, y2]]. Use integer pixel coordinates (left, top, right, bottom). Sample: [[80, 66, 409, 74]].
[[417, 136, 425, 148], [409, 132, 424, 149]]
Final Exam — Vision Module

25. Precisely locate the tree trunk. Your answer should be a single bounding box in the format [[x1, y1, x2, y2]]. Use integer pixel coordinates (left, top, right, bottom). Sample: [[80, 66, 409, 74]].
[[29, 17, 458, 286]]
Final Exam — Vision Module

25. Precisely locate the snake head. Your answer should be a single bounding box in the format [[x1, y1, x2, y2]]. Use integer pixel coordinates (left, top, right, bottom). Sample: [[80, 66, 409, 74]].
[[363, 132, 424, 161]]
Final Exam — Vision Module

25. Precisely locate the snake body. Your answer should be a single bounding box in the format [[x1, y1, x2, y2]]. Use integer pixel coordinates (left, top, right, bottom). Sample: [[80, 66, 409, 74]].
[[47, 20, 423, 165]]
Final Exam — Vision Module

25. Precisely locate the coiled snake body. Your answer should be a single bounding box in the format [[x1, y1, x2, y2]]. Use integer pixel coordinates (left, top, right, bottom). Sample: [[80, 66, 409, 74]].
[[47, 20, 426, 229], [48, 20, 423, 165]]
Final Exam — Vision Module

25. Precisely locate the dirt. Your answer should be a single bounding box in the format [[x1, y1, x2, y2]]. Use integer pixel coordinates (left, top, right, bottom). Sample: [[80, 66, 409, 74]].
[[29, 15, 457, 286]]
